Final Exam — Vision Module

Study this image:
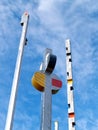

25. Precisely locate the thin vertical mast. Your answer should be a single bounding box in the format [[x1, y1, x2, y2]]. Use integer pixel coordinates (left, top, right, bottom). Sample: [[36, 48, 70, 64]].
[[65, 39, 76, 130], [41, 74, 52, 130], [54, 121, 59, 130], [5, 12, 29, 130], [41, 49, 53, 130]]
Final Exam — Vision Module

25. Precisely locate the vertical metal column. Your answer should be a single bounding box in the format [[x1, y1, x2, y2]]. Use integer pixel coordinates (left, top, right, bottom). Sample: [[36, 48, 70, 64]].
[[65, 39, 76, 130], [41, 74, 52, 130], [54, 121, 59, 130], [4, 12, 29, 130]]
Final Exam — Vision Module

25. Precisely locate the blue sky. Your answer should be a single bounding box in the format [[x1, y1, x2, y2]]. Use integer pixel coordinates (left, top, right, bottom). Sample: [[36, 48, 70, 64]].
[[0, 0, 98, 130]]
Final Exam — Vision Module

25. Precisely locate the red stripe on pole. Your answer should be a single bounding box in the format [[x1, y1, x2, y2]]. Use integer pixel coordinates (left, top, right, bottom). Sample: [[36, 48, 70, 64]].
[[68, 112, 75, 118], [52, 78, 62, 88]]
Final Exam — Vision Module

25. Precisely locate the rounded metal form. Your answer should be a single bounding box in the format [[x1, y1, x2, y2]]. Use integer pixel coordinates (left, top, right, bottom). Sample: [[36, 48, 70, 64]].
[[32, 71, 45, 92], [51, 74, 62, 94], [31, 71, 62, 94], [44, 53, 57, 74]]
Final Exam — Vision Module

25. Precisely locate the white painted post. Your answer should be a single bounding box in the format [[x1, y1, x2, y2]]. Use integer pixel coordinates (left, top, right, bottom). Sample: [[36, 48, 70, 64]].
[[54, 121, 59, 130], [41, 74, 52, 130], [4, 12, 29, 130], [65, 39, 76, 130], [39, 49, 57, 130]]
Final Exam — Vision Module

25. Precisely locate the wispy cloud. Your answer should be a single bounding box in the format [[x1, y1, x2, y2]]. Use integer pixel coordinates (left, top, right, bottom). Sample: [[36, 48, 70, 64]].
[[77, 117, 98, 130], [0, 0, 98, 130]]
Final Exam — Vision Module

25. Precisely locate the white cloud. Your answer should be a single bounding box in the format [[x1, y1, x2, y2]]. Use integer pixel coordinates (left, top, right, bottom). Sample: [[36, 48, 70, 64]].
[[37, 0, 66, 34], [1, 0, 98, 130], [77, 116, 98, 130]]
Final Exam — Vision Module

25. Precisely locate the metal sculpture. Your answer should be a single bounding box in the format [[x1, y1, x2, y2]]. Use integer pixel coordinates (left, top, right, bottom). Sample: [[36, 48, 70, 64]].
[[31, 48, 62, 130]]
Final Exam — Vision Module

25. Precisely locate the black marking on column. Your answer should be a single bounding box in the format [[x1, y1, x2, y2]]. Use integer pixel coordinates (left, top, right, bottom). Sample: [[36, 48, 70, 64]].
[[68, 104, 70, 108], [67, 72, 69, 76], [66, 47, 68, 50], [66, 53, 71, 56], [69, 58, 72, 62], [25, 38, 28, 45], [70, 86, 74, 90], [72, 122, 76, 127]]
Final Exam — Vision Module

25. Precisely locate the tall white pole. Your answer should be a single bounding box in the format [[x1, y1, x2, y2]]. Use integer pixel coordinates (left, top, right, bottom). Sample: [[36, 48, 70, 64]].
[[54, 121, 59, 130], [4, 12, 29, 130], [65, 39, 76, 130], [41, 74, 52, 130]]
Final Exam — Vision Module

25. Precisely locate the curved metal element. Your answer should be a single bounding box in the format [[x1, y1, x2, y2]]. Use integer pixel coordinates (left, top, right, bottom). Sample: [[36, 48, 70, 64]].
[[32, 71, 45, 92], [31, 71, 62, 94], [44, 54, 57, 74]]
